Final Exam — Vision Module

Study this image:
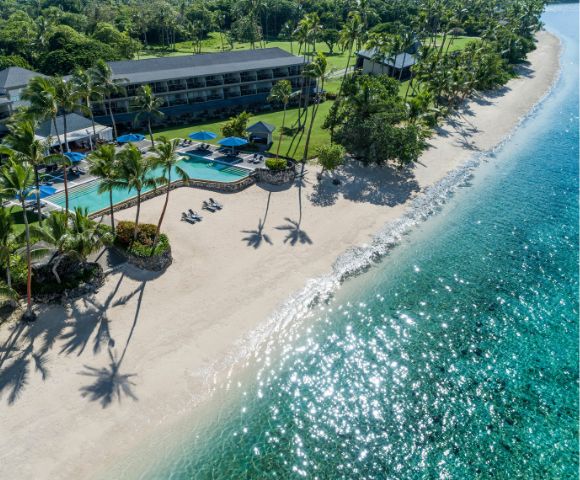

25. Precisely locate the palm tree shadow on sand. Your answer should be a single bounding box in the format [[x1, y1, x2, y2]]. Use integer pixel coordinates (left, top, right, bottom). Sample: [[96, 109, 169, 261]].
[[79, 349, 137, 408], [241, 192, 273, 248], [275, 217, 313, 246], [78, 277, 147, 408]]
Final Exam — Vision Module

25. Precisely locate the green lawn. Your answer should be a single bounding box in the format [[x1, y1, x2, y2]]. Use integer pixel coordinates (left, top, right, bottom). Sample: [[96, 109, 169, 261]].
[[154, 101, 333, 161]]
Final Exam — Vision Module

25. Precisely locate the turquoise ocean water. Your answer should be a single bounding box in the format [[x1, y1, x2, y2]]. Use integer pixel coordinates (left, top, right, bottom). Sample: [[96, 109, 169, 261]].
[[124, 5, 579, 479]]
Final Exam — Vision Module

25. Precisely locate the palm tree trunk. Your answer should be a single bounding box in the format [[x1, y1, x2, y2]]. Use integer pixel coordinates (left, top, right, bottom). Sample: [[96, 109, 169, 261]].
[[275, 104, 287, 159], [148, 119, 155, 147], [133, 190, 141, 241], [33, 166, 42, 225], [5, 264, 11, 289], [154, 172, 170, 249], [63, 113, 70, 153], [62, 112, 71, 214], [88, 99, 97, 147], [109, 189, 115, 235], [20, 199, 33, 317], [338, 45, 353, 98], [107, 96, 118, 139], [398, 52, 407, 81]]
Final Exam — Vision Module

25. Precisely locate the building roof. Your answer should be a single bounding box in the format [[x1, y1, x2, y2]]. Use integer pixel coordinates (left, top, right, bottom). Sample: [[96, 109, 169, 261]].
[[357, 49, 417, 69], [36, 113, 105, 139], [0, 67, 44, 90], [108, 48, 304, 84], [246, 121, 276, 133]]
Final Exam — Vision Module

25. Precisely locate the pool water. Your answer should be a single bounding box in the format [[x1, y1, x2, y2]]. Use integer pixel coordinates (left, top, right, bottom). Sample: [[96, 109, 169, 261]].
[[46, 155, 249, 213]]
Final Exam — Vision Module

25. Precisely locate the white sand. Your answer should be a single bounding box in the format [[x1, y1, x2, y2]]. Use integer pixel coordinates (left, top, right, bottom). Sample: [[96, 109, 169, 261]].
[[0, 32, 560, 480]]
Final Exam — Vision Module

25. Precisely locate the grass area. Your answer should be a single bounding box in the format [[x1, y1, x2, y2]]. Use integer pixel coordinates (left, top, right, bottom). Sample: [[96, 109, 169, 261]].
[[140, 32, 355, 74], [154, 101, 333, 161], [435, 35, 480, 52]]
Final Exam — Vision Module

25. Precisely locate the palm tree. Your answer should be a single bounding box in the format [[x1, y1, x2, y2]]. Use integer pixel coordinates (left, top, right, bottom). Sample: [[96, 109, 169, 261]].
[[88, 144, 119, 235], [22, 76, 63, 153], [267, 80, 293, 160], [34, 209, 112, 284], [151, 137, 189, 247], [0, 207, 14, 289], [89, 60, 127, 140], [71, 68, 102, 146], [302, 53, 328, 163], [0, 119, 57, 225], [133, 85, 164, 147], [338, 12, 363, 97], [0, 160, 36, 320], [21, 77, 71, 212], [51, 76, 79, 153], [112, 145, 159, 241]]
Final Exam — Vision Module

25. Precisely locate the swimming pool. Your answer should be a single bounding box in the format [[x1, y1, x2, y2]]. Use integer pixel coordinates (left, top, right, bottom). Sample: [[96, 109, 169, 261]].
[[46, 154, 250, 213]]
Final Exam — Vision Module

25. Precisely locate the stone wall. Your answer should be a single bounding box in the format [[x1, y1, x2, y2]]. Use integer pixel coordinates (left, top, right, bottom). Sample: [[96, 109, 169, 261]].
[[254, 160, 297, 185], [114, 245, 173, 272], [89, 176, 256, 219]]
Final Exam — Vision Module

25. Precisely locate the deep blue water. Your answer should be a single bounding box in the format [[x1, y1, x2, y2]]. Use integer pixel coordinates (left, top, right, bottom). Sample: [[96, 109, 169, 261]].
[[132, 5, 579, 479]]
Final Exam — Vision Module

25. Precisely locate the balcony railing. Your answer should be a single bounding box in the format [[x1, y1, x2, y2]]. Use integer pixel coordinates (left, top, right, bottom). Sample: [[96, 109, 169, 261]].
[[257, 73, 273, 80], [206, 79, 223, 86], [168, 84, 186, 92]]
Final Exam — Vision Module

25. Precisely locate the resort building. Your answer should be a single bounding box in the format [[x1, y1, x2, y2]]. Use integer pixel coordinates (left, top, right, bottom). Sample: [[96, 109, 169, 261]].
[[94, 48, 308, 130], [0, 67, 45, 135], [355, 41, 421, 79]]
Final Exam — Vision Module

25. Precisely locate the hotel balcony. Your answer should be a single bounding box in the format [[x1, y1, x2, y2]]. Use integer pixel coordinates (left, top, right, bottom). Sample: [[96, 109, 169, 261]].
[[273, 68, 289, 78], [240, 72, 258, 82], [225, 87, 241, 99], [256, 69, 273, 80], [167, 81, 187, 92], [205, 76, 224, 87], [224, 73, 241, 84], [256, 82, 273, 94], [152, 82, 168, 94], [240, 86, 257, 96], [187, 78, 206, 89]]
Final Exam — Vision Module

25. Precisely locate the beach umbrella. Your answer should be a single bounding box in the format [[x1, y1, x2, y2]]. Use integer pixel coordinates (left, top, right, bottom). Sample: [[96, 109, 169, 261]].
[[116, 133, 146, 143], [218, 136, 248, 147], [24, 185, 58, 200], [64, 151, 86, 163], [188, 131, 217, 141]]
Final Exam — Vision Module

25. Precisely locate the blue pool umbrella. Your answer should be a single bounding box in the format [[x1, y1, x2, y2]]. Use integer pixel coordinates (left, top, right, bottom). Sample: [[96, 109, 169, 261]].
[[64, 151, 86, 163], [116, 133, 145, 143], [218, 136, 248, 147], [24, 185, 58, 200], [188, 131, 217, 141]]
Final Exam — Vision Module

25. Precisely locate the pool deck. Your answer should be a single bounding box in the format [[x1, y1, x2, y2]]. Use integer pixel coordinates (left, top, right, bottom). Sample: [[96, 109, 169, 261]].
[[10, 140, 266, 215]]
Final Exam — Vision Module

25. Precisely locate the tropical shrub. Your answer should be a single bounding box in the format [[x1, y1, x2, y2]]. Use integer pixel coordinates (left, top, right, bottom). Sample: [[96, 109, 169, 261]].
[[115, 221, 170, 256], [265, 157, 288, 170], [221, 111, 251, 138]]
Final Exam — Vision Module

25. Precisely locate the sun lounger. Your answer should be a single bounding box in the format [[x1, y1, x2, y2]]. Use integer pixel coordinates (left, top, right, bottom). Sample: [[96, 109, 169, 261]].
[[181, 212, 196, 224], [188, 209, 203, 221], [209, 198, 223, 209], [202, 201, 217, 212]]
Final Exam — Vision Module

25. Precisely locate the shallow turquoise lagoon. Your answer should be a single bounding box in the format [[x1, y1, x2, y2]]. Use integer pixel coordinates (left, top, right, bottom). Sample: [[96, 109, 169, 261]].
[[47, 155, 249, 213], [115, 5, 579, 478]]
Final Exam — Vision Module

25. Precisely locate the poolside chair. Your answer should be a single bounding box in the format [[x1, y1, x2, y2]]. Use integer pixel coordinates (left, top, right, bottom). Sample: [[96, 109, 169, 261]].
[[181, 212, 196, 224], [188, 209, 203, 221], [202, 201, 217, 212], [209, 198, 223, 209]]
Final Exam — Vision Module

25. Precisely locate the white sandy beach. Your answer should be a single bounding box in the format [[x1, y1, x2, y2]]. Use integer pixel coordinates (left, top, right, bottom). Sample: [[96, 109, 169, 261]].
[[0, 31, 560, 480]]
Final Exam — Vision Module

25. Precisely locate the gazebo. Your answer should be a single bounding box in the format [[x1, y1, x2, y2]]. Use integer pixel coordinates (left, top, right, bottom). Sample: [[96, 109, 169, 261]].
[[246, 121, 276, 146], [35, 113, 113, 151]]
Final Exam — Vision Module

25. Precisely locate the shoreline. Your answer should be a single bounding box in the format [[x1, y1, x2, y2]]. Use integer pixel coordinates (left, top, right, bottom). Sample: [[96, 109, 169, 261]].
[[0, 31, 561, 480]]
